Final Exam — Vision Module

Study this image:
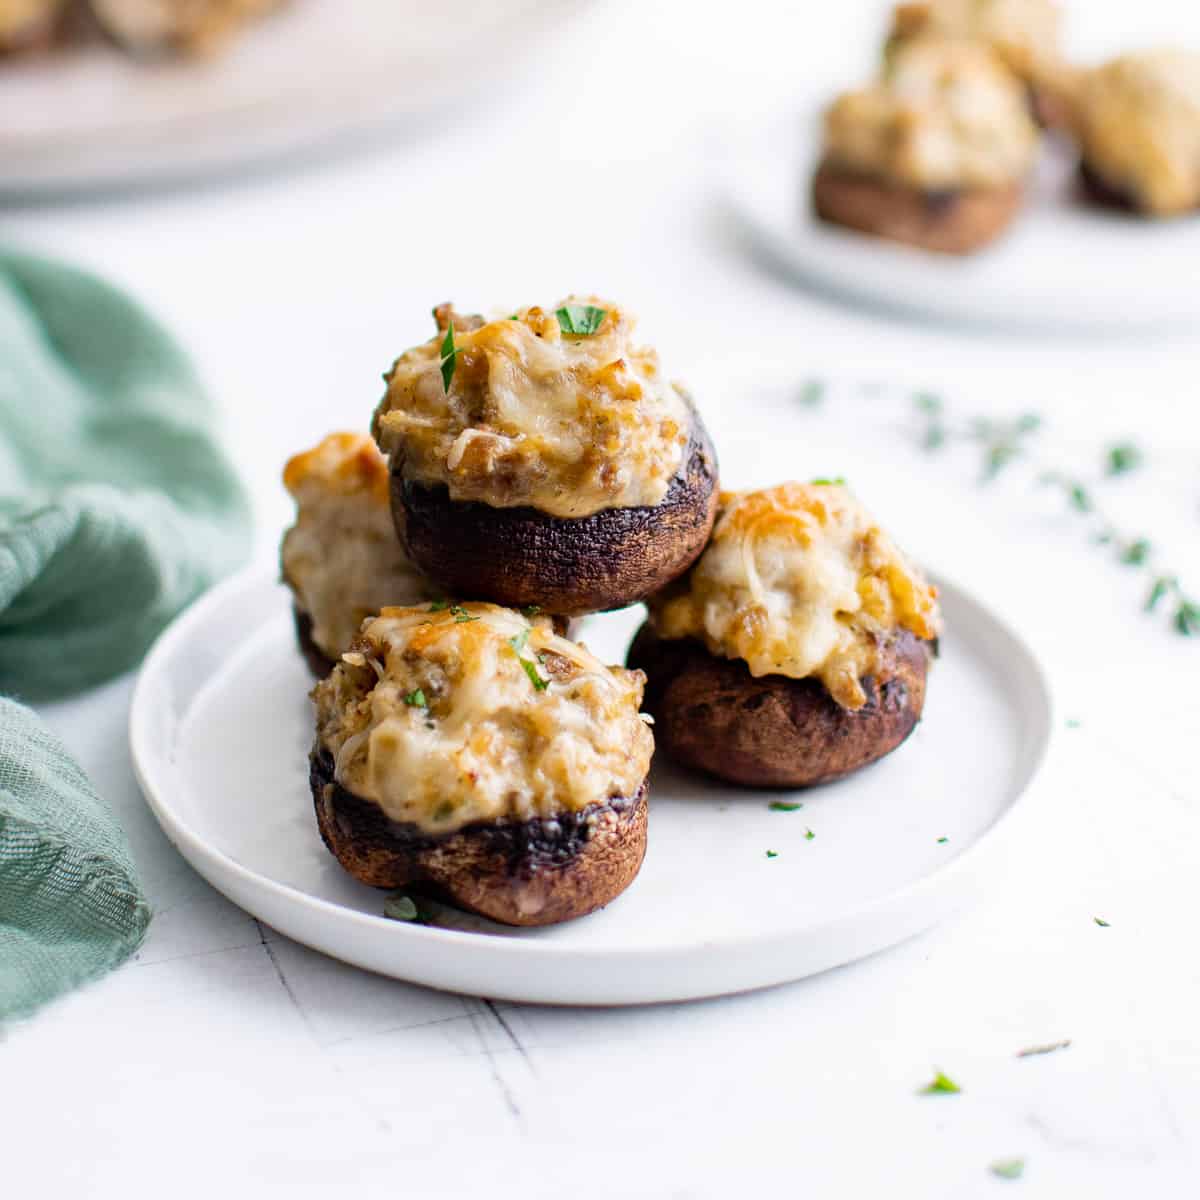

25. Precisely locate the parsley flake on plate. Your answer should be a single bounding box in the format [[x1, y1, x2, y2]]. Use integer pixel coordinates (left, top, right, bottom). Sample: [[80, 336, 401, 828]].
[[989, 1158, 1025, 1180], [918, 1070, 961, 1095], [768, 801, 802, 812]]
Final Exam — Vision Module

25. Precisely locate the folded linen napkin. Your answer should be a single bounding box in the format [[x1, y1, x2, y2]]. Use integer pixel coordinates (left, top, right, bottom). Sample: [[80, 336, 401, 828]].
[[0, 249, 250, 1020]]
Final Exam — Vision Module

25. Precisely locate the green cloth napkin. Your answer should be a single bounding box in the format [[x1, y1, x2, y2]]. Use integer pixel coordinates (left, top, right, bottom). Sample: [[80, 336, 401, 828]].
[[0, 249, 251, 1020]]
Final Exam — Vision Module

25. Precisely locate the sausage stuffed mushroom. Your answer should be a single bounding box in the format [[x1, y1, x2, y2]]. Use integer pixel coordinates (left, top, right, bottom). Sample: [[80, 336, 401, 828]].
[[310, 602, 654, 925], [281, 432, 433, 675], [628, 482, 942, 788], [371, 299, 719, 616]]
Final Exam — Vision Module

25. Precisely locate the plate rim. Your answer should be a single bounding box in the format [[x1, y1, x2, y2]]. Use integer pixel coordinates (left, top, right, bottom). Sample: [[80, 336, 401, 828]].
[[129, 564, 1056, 997]]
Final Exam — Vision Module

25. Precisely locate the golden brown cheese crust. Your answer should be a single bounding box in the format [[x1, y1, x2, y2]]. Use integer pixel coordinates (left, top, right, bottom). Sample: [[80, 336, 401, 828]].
[[889, 0, 1061, 84], [312, 603, 654, 834], [1070, 50, 1200, 217], [648, 483, 941, 711], [823, 38, 1038, 190], [372, 299, 690, 520], [281, 432, 431, 661]]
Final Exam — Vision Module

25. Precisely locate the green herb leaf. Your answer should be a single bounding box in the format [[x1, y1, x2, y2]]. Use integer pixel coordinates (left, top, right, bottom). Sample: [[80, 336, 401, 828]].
[[383, 894, 420, 922], [403, 688, 427, 708], [1175, 601, 1200, 637], [508, 629, 530, 654], [1016, 1039, 1070, 1058], [555, 304, 607, 336], [429, 599, 450, 612], [521, 605, 541, 618], [989, 1158, 1025, 1180], [1094, 917, 1110, 927], [765, 850, 779, 859], [918, 1070, 961, 1095], [1120, 538, 1151, 566], [1069, 483, 1092, 513], [937, 836, 949, 844], [768, 801, 803, 812], [799, 379, 826, 408], [810, 476, 846, 486], [1106, 441, 1143, 476], [1065, 718, 1081, 729], [913, 391, 943, 415], [439, 322, 459, 393], [805, 828, 815, 841], [1146, 577, 1174, 612], [519, 657, 549, 691], [1015, 413, 1042, 434], [922, 424, 946, 451], [450, 604, 478, 623]]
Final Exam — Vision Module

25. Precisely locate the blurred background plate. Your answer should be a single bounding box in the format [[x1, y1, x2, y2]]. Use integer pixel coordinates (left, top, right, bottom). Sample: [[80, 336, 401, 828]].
[[0, 0, 589, 196], [724, 112, 1200, 333]]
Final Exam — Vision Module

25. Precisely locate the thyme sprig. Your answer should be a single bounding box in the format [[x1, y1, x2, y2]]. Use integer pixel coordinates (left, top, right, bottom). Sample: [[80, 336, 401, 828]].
[[913, 394, 1197, 637]]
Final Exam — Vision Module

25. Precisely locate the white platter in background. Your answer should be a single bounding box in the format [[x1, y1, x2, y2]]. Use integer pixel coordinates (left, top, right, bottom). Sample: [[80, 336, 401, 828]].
[[723, 114, 1200, 333], [130, 564, 1054, 1007], [0, 0, 588, 195]]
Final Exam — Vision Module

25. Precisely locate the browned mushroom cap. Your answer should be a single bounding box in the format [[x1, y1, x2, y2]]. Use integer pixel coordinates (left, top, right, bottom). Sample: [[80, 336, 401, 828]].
[[391, 413, 719, 617], [310, 749, 648, 926], [812, 161, 1025, 255], [292, 606, 337, 678], [628, 623, 934, 788]]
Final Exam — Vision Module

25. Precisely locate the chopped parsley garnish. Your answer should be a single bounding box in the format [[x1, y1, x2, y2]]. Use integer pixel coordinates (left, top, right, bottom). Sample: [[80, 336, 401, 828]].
[[522, 604, 541, 618], [1065, 718, 1081, 729], [918, 1070, 961, 1095], [555, 304, 607, 336], [810, 476, 846, 486], [798, 379, 825, 408], [508, 627, 548, 690], [805, 828, 815, 841], [403, 688, 427, 708], [1016, 1040, 1070, 1058], [989, 1159, 1025, 1180], [765, 850, 779, 859], [1120, 538, 1151, 566], [429, 599, 450, 612], [450, 604, 478, 623], [937, 836, 949, 844], [1106, 442, 1143, 476], [439, 322, 461, 393], [1094, 917, 1110, 927], [768, 801, 803, 812], [383, 894, 420, 922]]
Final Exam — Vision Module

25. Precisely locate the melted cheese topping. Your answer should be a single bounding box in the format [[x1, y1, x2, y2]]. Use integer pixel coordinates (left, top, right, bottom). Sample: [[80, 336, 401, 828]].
[[649, 484, 942, 710], [1071, 50, 1200, 217], [889, 0, 1061, 83], [313, 603, 653, 832], [371, 299, 691, 519], [281, 433, 431, 661], [823, 39, 1038, 189]]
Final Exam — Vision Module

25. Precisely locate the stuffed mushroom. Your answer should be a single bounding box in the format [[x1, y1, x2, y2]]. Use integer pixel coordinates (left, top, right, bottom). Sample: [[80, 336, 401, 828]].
[[813, 39, 1038, 253], [281, 432, 434, 676], [0, 0, 67, 51], [371, 299, 719, 617], [310, 602, 654, 925], [1067, 50, 1200, 219], [628, 482, 942, 788]]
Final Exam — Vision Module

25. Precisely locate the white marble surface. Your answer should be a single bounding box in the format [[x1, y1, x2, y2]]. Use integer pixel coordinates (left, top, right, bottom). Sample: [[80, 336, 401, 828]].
[[4, 2, 1200, 1196]]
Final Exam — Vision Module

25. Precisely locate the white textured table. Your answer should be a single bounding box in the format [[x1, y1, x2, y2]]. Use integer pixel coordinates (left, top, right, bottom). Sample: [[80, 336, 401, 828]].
[[5, 3, 1200, 1196]]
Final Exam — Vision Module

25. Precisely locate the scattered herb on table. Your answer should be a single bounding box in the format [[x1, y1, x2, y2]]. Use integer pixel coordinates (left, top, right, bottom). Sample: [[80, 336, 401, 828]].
[[798, 378, 825, 408], [989, 1158, 1025, 1181], [810, 476, 846, 486], [768, 801, 803, 812], [910, 392, 1197, 636], [918, 1070, 961, 1095], [1094, 917, 1111, 927], [765, 850, 779, 859], [937, 837, 949, 844], [555, 304, 607, 335], [805, 828, 816, 841], [1016, 1040, 1070, 1058], [1065, 719, 1081, 729]]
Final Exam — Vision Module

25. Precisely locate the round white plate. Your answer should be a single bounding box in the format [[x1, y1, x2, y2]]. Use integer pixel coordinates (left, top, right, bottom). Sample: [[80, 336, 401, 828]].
[[723, 113, 1200, 333], [0, 0, 586, 195], [130, 567, 1053, 1005]]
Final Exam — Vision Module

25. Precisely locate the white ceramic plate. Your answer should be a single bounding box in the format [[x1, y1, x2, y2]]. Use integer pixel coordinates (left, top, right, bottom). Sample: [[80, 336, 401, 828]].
[[723, 112, 1200, 333], [130, 566, 1053, 1005], [0, 0, 586, 195]]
